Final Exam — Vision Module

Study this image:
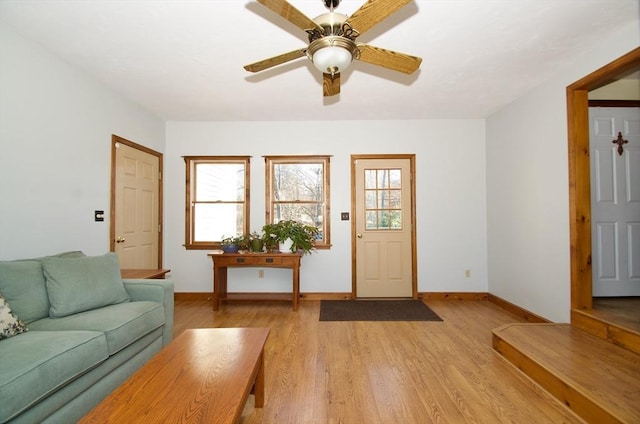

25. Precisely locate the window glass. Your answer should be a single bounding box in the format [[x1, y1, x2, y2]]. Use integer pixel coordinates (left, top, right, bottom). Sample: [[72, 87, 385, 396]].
[[266, 156, 331, 248], [184, 156, 250, 249], [364, 168, 402, 230]]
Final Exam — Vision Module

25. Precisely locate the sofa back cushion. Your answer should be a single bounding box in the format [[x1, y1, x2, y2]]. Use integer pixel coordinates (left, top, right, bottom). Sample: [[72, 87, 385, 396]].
[[0, 260, 48, 324], [43, 253, 130, 318], [0, 251, 86, 323]]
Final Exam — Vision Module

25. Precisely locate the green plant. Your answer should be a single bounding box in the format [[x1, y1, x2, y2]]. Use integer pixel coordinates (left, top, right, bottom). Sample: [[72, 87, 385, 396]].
[[220, 235, 243, 246], [220, 235, 248, 252], [261, 220, 319, 254], [247, 231, 265, 252]]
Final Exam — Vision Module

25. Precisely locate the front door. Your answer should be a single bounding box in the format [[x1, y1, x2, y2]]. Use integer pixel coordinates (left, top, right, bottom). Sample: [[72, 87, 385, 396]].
[[111, 136, 162, 269], [589, 107, 640, 297], [352, 155, 416, 298]]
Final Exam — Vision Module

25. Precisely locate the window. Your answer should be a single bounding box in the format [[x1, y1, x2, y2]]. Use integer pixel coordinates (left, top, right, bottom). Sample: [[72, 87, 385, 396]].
[[365, 168, 403, 230], [184, 156, 250, 249], [265, 155, 331, 249]]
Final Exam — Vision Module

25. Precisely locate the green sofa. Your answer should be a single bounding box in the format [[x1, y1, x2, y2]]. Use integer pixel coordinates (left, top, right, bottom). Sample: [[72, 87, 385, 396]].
[[0, 252, 174, 424]]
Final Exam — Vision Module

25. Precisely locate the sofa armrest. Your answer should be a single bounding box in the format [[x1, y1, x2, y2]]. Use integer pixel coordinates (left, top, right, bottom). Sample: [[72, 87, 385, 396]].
[[123, 278, 174, 345]]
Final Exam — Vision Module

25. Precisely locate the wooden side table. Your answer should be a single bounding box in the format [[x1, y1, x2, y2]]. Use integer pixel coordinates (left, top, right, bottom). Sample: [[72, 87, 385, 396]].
[[207, 252, 302, 311], [120, 269, 170, 279]]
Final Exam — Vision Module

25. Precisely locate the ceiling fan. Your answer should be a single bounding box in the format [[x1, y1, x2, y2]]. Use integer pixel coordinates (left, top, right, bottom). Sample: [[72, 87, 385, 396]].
[[244, 0, 422, 97]]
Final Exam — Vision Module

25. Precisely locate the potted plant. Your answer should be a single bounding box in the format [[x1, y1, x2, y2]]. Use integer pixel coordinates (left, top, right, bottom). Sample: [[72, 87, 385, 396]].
[[247, 231, 265, 253], [220, 235, 244, 253], [261, 220, 319, 254]]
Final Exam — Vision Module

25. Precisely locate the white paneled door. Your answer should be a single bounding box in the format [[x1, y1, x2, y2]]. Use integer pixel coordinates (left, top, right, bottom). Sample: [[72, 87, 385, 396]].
[[353, 156, 415, 298], [589, 107, 640, 297], [113, 140, 160, 269]]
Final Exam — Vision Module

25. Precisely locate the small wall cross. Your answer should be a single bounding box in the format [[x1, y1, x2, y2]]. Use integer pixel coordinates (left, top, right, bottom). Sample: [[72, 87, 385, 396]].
[[612, 131, 628, 156]]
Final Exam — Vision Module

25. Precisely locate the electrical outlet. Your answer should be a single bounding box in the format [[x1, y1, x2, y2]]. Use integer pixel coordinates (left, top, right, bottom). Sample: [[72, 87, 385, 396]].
[[465, 269, 471, 278], [258, 269, 264, 278]]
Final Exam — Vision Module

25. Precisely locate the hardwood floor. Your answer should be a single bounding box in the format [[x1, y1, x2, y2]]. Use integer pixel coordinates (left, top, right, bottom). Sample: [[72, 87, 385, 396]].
[[591, 297, 640, 333], [493, 323, 640, 423], [174, 299, 584, 423]]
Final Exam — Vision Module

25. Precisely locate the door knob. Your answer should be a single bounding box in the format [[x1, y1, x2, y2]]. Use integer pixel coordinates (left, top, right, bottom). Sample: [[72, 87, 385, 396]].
[[116, 237, 126, 243], [356, 233, 363, 238]]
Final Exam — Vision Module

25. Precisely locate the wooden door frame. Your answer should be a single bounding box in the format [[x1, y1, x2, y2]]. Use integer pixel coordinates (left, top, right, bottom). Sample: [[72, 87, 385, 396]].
[[110, 134, 164, 267], [350, 154, 418, 299], [567, 47, 640, 311]]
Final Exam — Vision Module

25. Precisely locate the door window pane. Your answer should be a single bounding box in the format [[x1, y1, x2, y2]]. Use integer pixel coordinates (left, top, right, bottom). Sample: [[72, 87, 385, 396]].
[[364, 168, 403, 230]]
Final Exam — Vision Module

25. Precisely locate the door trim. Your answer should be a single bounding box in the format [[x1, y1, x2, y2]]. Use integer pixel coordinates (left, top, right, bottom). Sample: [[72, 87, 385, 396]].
[[110, 134, 164, 267], [350, 154, 418, 299], [567, 47, 640, 311]]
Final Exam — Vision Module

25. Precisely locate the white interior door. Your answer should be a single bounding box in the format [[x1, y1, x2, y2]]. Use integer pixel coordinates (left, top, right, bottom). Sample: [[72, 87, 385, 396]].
[[113, 140, 160, 269], [589, 107, 640, 297], [353, 157, 414, 298]]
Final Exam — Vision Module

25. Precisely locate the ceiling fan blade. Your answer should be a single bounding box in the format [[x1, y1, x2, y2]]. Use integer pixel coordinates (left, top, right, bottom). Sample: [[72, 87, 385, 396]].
[[257, 0, 323, 32], [323, 73, 340, 97], [244, 49, 306, 73], [346, 0, 412, 36], [357, 44, 422, 74]]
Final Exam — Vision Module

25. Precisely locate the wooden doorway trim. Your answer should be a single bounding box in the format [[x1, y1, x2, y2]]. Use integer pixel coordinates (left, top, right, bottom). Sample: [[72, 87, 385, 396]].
[[350, 154, 418, 299], [567, 47, 640, 311], [110, 135, 164, 267]]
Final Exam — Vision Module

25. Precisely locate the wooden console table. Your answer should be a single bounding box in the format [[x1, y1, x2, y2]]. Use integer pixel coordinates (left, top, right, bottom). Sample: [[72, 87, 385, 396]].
[[208, 251, 302, 311]]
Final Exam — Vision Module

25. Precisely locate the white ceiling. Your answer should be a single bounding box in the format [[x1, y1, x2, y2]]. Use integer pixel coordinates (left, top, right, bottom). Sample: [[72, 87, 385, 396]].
[[1, 0, 638, 121]]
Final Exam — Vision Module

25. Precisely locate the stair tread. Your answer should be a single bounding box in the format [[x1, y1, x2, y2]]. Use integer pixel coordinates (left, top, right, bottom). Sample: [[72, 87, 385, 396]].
[[493, 323, 640, 423]]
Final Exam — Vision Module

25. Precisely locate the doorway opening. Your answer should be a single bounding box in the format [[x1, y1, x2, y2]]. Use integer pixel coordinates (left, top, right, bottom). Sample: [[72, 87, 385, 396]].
[[567, 47, 640, 330]]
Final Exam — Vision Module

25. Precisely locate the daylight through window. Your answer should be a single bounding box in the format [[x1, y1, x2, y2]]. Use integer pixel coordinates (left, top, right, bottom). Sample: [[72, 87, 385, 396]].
[[184, 156, 250, 249], [265, 156, 331, 249], [364, 168, 403, 230]]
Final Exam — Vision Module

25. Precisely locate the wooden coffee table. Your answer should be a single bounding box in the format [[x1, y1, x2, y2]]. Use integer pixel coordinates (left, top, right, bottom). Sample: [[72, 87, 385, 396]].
[[80, 328, 269, 424]]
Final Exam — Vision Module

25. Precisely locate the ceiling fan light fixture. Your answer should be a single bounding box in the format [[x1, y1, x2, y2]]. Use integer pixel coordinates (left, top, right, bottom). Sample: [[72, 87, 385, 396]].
[[244, 0, 422, 97], [307, 36, 359, 75], [313, 46, 352, 74]]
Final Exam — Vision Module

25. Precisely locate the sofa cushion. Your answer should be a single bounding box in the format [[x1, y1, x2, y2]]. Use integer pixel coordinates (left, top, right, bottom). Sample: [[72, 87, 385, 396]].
[[29, 301, 165, 355], [0, 251, 86, 323], [0, 330, 108, 423], [0, 294, 28, 340], [43, 253, 130, 317], [0, 259, 48, 324]]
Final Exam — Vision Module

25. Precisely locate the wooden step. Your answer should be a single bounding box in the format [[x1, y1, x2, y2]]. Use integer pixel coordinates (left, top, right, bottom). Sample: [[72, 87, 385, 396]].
[[571, 309, 640, 355], [492, 323, 640, 424]]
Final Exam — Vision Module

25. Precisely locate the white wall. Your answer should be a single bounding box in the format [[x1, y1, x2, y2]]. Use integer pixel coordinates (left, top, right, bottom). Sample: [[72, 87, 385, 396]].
[[165, 120, 487, 295], [0, 25, 165, 260], [486, 22, 640, 323], [589, 79, 640, 100], [7, 14, 635, 323]]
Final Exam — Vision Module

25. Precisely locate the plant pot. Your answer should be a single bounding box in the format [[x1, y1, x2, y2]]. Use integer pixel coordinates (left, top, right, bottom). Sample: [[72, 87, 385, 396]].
[[265, 243, 279, 253], [278, 238, 294, 253], [221, 244, 239, 253], [250, 239, 264, 253]]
